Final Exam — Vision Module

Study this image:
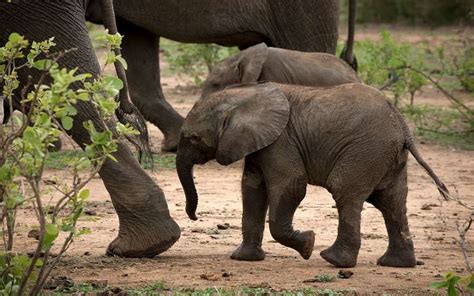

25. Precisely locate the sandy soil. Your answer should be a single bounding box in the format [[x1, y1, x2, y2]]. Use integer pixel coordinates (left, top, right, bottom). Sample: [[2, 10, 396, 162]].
[[14, 27, 474, 294]]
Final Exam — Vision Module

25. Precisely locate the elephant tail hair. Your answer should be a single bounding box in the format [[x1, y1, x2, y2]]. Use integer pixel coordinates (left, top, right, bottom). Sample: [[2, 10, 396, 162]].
[[116, 105, 153, 168], [404, 132, 449, 201]]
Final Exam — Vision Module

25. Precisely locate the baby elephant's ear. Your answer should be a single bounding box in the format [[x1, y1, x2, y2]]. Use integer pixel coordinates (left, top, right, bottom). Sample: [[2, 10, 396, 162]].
[[216, 83, 289, 165], [236, 43, 269, 83]]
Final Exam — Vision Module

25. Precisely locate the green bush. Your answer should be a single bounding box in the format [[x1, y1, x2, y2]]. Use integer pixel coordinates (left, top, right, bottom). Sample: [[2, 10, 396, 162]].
[[160, 39, 239, 85]]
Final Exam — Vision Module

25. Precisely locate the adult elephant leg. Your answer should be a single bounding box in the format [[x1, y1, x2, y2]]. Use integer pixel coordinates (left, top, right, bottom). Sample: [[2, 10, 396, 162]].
[[0, 1, 180, 257], [368, 166, 416, 267], [99, 142, 181, 257], [120, 26, 184, 152], [231, 159, 268, 261], [268, 0, 339, 53], [267, 175, 315, 260]]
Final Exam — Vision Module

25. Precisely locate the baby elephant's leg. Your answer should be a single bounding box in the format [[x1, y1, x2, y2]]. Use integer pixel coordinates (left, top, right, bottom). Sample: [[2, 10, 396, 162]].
[[320, 192, 366, 268], [268, 176, 315, 260], [368, 167, 416, 267], [231, 160, 268, 261]]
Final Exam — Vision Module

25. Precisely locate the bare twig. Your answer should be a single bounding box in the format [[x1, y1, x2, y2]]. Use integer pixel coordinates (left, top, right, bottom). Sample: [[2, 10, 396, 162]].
[[456, 213, 474, 273]]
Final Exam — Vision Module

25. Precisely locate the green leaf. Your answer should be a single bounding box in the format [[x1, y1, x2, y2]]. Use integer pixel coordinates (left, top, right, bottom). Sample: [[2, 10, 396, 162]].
[[8, 32, 22, 43], [78, 189, 90, 200], [32, 59, 53, 70], [430, 281, 449, 289], [61, 116, 73, 130], [116, 55, 128, 70], [43, 223, 59, 250], [447, 285, 457, 296], [103, 76, 123, 91], [0, 166, 10, 182]]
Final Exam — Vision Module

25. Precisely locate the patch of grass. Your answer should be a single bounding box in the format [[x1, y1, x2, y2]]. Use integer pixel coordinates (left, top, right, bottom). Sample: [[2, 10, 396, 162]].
[[52, 282, 100, 294], [127, 281, 169, 295], [45, 150, 88, 170], [44, 151, 177, 170], [309, 274, 337, 283], [49, 282, 355, 296], [144, 153, 176, 170]]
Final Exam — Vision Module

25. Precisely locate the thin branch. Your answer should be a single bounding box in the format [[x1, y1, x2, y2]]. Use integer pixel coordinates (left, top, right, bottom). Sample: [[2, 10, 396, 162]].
[[456, 213, 473, 273]]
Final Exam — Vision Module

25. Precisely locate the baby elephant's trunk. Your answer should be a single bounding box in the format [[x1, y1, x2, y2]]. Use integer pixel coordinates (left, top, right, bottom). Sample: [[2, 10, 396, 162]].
[[176, 147, 199, 220]]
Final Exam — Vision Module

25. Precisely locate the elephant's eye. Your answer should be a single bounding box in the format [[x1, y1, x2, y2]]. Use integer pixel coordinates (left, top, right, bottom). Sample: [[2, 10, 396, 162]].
[[189, 135, 201, 145]]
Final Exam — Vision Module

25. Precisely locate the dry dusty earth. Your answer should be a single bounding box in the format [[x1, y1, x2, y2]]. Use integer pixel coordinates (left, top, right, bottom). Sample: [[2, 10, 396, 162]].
[[13, 26, 474, 295]]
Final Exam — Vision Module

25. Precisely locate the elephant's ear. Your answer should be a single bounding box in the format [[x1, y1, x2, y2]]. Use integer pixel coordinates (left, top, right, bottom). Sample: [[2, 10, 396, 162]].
[[235, 43, 268, 84], [215, 83, 289, 165]]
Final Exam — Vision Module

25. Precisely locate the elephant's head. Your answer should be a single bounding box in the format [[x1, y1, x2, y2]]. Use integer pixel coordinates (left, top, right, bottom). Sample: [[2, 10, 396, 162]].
[[200, 43, 269, 99], [177, 83, 289, 220]]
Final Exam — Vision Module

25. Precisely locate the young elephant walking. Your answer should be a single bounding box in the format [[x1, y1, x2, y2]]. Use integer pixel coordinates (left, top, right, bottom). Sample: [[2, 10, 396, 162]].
[[177, 82, 448, 268], [201, 43, 360, 98]]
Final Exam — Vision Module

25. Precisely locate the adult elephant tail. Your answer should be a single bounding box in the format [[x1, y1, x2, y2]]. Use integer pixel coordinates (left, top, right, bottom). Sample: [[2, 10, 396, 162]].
[[339, 0, 358, 71], [100, 0, 152, 164]]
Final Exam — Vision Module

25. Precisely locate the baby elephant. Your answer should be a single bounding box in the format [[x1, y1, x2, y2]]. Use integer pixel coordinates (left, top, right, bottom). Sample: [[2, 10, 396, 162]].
[[201, 43, 360, 98], [177, 82, 448, 268]]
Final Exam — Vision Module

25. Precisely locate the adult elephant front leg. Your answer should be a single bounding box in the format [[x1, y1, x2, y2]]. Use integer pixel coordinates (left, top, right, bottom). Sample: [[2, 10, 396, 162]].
[[0, 1, 180, 257], [120, 27, 184, 152], [99, 142, 181, 257]]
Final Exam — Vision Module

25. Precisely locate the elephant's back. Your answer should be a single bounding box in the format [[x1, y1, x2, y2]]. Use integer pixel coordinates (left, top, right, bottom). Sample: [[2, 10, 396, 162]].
[[279, 82, 405, 150]]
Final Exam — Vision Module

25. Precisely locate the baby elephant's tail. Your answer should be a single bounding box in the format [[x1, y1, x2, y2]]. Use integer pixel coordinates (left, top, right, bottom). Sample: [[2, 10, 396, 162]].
[[390, 101, 450, 200], [405, 139, 449, 200]]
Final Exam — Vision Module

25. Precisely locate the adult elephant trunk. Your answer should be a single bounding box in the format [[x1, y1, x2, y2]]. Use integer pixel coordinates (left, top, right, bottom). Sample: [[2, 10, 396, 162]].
[[176, 144, 199, 221]]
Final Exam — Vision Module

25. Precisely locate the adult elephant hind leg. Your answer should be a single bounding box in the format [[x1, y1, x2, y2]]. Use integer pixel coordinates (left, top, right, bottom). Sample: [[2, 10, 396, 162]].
[[231, 159, 268, 261], [367, 167, 417, 267], [120, 27, 184, 152], [268, 176, 315, 260]]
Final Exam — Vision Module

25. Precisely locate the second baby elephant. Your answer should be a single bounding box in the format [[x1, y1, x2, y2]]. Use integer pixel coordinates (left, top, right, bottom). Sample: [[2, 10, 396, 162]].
[[177, 82, 448, 268], [200, 43, 360, 98]]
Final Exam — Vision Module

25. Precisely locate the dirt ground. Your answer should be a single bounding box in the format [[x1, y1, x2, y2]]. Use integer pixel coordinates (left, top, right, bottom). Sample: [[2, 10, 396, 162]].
[[15, 26, 474, 294]]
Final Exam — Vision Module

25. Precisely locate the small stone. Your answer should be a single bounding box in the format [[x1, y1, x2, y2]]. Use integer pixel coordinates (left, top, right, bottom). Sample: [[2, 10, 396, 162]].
[[338, 270, 354, 279], [83, 251, 91, 256], [416, 260, 425, 266], [28, 229, 40, 240], [84, 209, 97, 216], [222, 271, 232, 277], [217, 223, 230, 230], [200, 273, 219, 281]]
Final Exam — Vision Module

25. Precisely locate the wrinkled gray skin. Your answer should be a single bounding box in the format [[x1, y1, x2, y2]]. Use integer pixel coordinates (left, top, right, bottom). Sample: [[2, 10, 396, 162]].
[[201, 43, 360, 98], [0, 1, 180, 258], [177, 83, 448, 268], [85, 0, 351, 151]]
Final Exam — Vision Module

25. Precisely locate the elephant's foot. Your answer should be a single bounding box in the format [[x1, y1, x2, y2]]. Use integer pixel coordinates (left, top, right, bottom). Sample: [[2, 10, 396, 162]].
[[294, 230, 315, 260], [377, 247, 416, 267], [320, 244, 358, 268], [161, 133, 179, 152], [231, 243, 265, 261], [106, 216, 180, 258]]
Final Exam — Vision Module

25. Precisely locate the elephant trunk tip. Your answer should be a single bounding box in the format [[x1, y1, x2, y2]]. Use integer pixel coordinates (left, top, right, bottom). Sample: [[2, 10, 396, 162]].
[[186, 208, 198, 221]]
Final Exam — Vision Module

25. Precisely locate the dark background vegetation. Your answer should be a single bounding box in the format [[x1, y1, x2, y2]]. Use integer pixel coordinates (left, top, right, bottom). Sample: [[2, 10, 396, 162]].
[[341, 0, 474, 26]]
